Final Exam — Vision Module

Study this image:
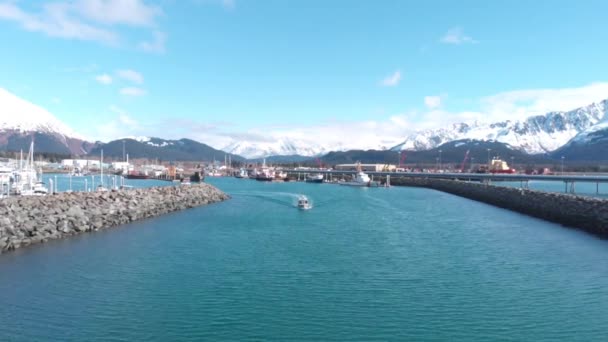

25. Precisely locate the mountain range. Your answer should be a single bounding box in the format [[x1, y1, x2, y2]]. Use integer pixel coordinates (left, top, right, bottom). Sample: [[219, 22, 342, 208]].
[[1, 87, 607, 162], [89, 137, 243, 162], [390, 100, 607, 154]]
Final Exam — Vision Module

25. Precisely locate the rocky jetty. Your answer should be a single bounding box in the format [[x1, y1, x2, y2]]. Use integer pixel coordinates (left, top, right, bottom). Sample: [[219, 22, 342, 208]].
[[0, 184, 229, 254], [391, 177, 608, 238]]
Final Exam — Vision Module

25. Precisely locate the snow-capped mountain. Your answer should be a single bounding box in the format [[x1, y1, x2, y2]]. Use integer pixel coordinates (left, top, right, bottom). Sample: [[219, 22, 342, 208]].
[[549, 101, 608, 160], [392, 100, 607, 154], [90, 137, 244, 161], [0, 88, 93, 155], [223, 139, 338, 159]]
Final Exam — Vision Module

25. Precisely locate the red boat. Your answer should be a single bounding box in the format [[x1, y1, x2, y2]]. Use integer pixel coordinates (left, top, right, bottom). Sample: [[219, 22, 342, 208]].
[[125, 171, 149, 180], [489, 159, 516, 174]]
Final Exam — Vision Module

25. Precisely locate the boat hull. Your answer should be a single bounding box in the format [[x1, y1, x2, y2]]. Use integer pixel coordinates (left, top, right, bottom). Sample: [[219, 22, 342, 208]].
[[305, 179, 324, 183], [339, 181, 380, 187], [255, 177, 274, 182], [125, 175, 150, 180]]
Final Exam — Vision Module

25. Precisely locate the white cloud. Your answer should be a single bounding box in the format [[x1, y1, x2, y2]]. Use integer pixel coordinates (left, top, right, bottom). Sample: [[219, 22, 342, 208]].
[[424, 95, 442, 109], [75, 0, 161, 27], [440, 27, 478, 45], [95, 105, 142, 141], [0, 2, 117, 44], [380, 70, 401, 87], [95, 73, 113, 84], [80, 82, 608, 152], [138, 31, 166, 53], [0, 1, 163, 49], [120, 87, 146, 96], [116, 69, 144, 84]]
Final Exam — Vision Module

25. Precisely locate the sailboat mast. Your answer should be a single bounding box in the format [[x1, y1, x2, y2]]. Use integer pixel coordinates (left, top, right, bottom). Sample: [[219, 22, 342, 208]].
[[100, 149, 104, 187]]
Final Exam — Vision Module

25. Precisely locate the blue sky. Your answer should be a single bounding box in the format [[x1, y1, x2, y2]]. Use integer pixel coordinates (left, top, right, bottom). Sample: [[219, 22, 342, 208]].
[[1, 0, 608, 149]]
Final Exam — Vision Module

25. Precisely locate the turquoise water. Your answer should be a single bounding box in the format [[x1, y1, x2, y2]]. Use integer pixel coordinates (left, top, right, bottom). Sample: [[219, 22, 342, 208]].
[[40, 173, 173, 192], [494, 180, 608, 199], [1, 178, 608, 341]]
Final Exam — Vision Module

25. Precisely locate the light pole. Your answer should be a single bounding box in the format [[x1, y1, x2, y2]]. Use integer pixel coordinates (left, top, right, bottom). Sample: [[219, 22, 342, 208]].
[[436, 157, 439, 172], [471, 157, 475, 172], [510, 156, 515, 170], [439, 149, 442, 171], [561, 156, 565, 175]]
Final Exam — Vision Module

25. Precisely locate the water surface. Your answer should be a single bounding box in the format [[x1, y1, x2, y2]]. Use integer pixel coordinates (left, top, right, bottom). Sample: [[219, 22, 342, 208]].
[[1, 178, 607, 341]]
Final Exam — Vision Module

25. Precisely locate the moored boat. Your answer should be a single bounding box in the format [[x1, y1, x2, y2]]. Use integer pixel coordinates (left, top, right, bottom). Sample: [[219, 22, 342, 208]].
[[305, 173, 324, 183], [339, 163, 379, 187], [235, 168, 249, 178], [126, 171, 150, 180], [489, 159, 516, 174], [190, 171, 204, 183]]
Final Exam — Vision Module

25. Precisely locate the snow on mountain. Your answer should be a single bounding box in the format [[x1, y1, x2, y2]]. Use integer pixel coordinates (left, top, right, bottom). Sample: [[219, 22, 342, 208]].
[[222, 139, 331, 159], [0, 88, 93, 155], [392, 100, 607, 154], [126, 136, 174, 147], [0, 88, 82, 139], [568, 99, 608, 144]]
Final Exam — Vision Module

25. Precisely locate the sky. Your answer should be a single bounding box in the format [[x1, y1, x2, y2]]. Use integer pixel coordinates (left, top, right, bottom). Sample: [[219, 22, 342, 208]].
[[1, 0, 608, 150]]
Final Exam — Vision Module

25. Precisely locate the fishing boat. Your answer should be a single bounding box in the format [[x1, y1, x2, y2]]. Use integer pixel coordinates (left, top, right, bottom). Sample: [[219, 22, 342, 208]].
[[297, 196, 312, 210], [255, 169, 275, 181], [275, 171, 288, 182], [339, 163, 379, 187], [305, 173, 324, 183], [235, 168, 249, 179], [489, 159, 516, 174], [125, 171, 150, 180]]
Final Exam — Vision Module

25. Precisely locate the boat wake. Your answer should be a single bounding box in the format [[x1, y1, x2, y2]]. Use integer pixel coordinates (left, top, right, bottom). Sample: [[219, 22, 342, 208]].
[[231, 191, 312, 209]]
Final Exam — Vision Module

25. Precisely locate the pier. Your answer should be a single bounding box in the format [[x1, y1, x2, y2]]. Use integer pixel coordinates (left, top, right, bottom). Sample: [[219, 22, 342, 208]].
[[287, 170, 608, 195]]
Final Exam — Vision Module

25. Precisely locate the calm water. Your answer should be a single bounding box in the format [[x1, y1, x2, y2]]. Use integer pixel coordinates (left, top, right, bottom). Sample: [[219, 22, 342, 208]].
[[1, 178, 608, 341], [495, 180, 608, 199], [40, 173, 173, 192]]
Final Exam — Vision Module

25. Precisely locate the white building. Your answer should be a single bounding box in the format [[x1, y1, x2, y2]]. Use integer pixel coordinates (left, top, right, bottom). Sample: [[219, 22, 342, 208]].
[[335, 164, 396, 172], [61, 159, 101, 169]]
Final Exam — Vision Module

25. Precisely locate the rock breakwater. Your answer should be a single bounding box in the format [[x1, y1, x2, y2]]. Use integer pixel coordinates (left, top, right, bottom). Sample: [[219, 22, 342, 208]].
[[0, 184, 230, 254], [391, 177, 608, 238]]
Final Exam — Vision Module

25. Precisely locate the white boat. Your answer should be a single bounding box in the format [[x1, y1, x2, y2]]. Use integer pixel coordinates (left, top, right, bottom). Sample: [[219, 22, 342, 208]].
[[94, 150, 110, 192], [15, 142, 49, 196], [206, 169, 222, 177], [70, 167, 84, 177], [235, 168, 249, 178], [297, 196, 312, 210], [0, 167, 12, 197], [339, 163, 379, 187], [33, 181, 49, 195]]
